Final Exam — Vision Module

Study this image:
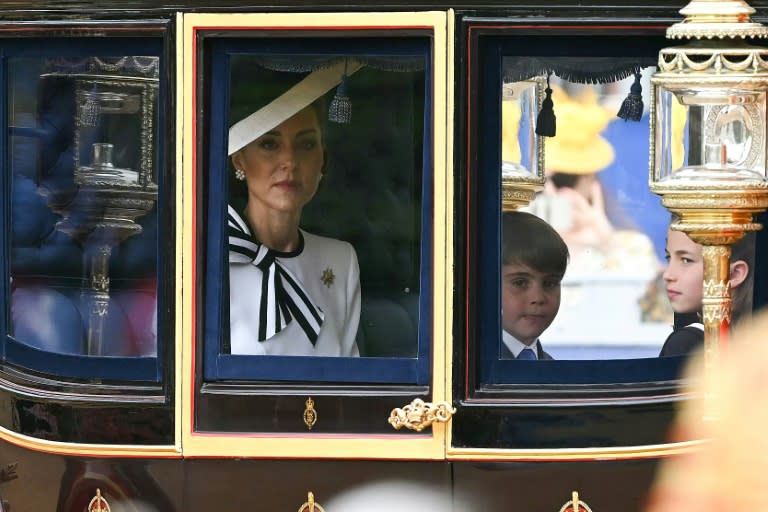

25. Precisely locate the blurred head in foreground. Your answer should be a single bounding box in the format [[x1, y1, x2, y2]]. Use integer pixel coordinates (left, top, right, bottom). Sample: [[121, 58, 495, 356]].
[[645, 309, 768, 512]]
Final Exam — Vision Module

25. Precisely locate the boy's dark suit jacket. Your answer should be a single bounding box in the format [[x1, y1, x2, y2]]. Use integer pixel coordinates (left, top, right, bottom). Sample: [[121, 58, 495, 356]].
[[499, 342, 554, 360]]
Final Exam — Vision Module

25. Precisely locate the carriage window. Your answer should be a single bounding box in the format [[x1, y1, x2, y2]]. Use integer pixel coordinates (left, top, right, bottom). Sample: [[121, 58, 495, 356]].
[[201, 38, 432, 384], [473, 40, 756, 386], [3, 41, 164, 382], [515, 76, 756, 363], [516, 74, 671, 361]]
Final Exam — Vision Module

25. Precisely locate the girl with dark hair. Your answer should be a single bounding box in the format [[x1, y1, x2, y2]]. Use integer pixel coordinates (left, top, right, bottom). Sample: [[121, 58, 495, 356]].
[[659, 221, 753, 357]]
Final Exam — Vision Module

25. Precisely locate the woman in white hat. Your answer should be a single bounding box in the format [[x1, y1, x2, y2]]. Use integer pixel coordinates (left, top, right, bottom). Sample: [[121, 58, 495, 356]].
[[226, 60, 362, 357]]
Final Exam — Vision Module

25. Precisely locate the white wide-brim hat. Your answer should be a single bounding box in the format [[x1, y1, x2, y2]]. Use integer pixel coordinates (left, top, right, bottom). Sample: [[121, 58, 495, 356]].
[[228, 59, 362, 156]]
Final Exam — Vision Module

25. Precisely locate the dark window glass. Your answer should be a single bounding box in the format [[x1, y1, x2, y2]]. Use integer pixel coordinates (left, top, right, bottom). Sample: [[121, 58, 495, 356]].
[[202, 38, 432, 384], [472, 36, 703, 386], [3, 40, 164, 382]]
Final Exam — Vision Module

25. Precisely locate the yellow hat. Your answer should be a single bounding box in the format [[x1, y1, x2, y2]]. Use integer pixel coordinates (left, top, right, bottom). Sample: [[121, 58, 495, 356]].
[[544, 87, 615, 175]]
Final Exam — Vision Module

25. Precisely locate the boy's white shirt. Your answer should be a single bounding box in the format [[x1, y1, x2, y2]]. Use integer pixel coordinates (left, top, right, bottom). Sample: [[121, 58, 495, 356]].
[[501, 330, 541, 359]]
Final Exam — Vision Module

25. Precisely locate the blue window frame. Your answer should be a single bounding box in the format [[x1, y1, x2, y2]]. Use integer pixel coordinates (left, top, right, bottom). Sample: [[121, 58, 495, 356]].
[[474, 35, 690, 386], [202, 37, 433, 384], [1, 38, 165, 382]]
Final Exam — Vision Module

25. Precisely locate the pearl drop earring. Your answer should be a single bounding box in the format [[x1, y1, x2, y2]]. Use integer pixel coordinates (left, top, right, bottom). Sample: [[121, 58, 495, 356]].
[[235, 168, 245, 181]]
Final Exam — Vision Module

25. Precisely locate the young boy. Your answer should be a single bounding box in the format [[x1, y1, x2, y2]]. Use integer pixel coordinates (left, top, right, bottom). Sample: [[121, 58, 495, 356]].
[[660, 223, 752, 357], [500, 211, 570, 360]]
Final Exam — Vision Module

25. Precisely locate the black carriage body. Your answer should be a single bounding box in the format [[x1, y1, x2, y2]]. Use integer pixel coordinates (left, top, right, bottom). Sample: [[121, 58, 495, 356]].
[[1, 1, 766, 511]]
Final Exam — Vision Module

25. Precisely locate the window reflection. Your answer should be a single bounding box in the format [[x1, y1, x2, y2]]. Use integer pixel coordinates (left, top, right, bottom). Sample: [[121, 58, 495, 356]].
[[511, 77, 669, 359], [500, 69, 757, 361], [501, 79, 541, 179], [8, 56, 159, 357]]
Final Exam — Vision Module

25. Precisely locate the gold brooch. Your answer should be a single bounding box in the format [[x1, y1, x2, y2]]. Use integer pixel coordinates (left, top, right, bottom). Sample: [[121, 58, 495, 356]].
[[320, 267, 335, 287]]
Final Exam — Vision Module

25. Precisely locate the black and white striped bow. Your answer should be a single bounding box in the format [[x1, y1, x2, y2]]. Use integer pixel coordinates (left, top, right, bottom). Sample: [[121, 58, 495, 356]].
[[228, 205, 324, 344]]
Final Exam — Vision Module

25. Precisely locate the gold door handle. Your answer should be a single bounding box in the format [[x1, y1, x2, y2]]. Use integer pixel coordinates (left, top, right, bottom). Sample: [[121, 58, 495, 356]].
[[298, 492, 326, 512], [388, 398, 456, 432], [88, 489, 111, 512], [558, 491, 593, 512]]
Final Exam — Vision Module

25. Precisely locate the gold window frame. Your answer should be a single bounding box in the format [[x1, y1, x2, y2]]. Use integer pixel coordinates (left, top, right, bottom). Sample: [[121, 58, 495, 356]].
[[178, 10, 453, 459]]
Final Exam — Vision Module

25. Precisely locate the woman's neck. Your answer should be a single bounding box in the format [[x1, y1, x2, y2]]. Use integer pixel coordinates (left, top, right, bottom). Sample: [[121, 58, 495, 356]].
[[244, 202, 302, 252]]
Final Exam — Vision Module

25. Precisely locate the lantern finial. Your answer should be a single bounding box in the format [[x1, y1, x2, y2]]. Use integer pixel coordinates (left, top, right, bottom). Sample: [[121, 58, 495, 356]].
[[667, 0, 768, 40]]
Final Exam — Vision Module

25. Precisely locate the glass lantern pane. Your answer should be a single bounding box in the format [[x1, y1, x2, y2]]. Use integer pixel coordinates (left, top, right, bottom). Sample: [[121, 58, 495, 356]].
[[501, 77, 542, 179], [76, 84, 145, 186], [655, 85, 767, 183]]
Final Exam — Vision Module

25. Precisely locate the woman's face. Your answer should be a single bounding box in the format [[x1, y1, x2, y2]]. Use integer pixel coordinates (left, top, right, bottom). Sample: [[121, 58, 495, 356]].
[[663, 229, 704, 314], [232, 107, 324, 216]]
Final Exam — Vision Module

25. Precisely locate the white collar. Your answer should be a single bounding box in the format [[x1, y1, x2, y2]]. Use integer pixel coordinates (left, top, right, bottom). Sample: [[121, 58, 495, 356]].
[[502, 330, 539, 359]]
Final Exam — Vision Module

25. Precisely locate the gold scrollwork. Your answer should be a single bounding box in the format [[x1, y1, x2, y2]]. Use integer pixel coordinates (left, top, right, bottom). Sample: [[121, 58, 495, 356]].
[[702, 303, 732, 324], [501, 177, 545, 211], [502, 188, 535, 202], [558, 491, 593, 512], [388, 398, 456, 432], [703, 278, 730, 297], [702, 245, 730, 258], [662, 196, 768, 212], [87, 489, 110, 512], [298, 492, 326, 512], [659, 48, 768, 73], [303, 397, 317, 430], [666, 7, 768, 42]]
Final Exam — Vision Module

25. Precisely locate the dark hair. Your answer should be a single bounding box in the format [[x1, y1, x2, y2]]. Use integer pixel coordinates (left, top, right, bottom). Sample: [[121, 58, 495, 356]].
[[548, 172, 581, 190], [550, 171, 638, 231], [502, 211, 569, 275], [731, 231, 755, 325]]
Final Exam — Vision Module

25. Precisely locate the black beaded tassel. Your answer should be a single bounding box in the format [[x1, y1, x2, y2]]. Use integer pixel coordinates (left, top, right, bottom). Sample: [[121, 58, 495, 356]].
[[328, 60, 352, 124], [617, 71, 644, 122], [535, 74, 556, 137]]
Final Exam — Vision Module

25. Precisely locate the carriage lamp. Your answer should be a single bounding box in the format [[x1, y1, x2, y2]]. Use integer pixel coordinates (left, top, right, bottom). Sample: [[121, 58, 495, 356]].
[[501, 78, 546, 210], [650, 0, 768, 401], [48, 57, 159, 356]]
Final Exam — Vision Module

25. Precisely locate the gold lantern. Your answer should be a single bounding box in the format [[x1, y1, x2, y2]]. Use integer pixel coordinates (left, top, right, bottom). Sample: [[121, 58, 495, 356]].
[[650, 0, 768, 409]]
